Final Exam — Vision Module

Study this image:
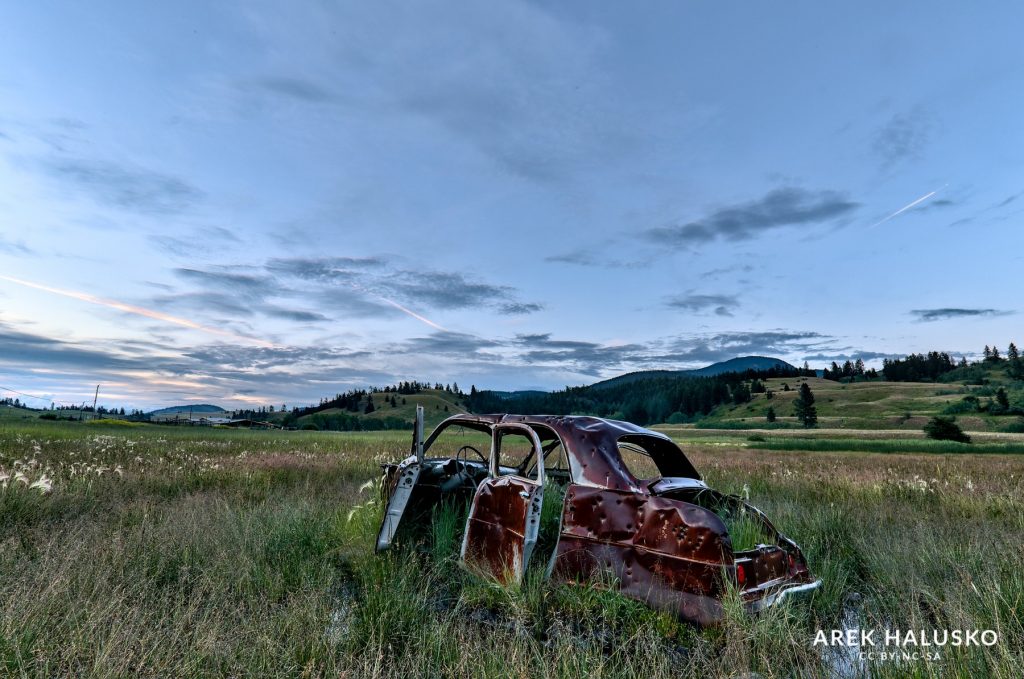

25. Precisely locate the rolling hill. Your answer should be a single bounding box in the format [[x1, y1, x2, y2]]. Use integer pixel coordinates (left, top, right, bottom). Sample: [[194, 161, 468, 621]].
[[589, 356, 797, 390], [293, 389, 468, 429], [148, 404, 228, 417], [694, 371, 1023, 432]]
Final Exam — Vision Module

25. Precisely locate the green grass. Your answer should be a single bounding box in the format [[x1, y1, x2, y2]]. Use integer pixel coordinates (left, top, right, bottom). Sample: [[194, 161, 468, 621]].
[[697, 376, 1021, 432], [1, 419, 1022, 677], [296, 388, 468, 428], [747, 437, 1024, 455]]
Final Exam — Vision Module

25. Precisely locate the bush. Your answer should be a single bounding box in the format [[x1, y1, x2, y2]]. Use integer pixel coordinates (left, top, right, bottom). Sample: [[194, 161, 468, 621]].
[[943, 395, 979, 414], [1001, 417, 1024, 434], [923, 416, 971, 443]]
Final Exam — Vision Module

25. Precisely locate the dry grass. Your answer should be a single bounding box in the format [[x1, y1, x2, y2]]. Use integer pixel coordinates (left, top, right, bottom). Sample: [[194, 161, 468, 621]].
[[1, 420, 1022, 677]]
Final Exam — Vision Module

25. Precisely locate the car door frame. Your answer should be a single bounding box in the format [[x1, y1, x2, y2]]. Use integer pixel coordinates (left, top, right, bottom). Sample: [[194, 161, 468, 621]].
[[459, 422, 545, 583]]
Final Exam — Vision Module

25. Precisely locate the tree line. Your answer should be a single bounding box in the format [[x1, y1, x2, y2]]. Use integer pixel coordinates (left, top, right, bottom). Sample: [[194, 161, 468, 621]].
[[465, 366, 806, 427]]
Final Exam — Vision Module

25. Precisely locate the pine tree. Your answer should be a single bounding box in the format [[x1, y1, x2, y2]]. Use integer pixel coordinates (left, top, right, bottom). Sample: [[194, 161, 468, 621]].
[[766, 406, 776, 423], [793, 383, 817, 428], [1008, 342, 1024, 380], [364, 395, 375, 414], [996, 388, 1010, 412]]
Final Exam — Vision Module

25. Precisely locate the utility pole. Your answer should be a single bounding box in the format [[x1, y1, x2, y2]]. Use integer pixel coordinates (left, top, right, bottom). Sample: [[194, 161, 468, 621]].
[[92, 385, 100, 421]]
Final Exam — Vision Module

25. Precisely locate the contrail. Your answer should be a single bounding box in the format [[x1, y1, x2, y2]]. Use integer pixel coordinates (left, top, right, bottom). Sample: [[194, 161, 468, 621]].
[[337, 276, 450, 332], [0, 274, 275, 347], [379, 297, 449, 332], [868, 188, 941, 229]]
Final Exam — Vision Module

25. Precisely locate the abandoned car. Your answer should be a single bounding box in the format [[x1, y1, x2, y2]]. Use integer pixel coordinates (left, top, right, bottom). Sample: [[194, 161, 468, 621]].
[[376, 408, 820, 624]]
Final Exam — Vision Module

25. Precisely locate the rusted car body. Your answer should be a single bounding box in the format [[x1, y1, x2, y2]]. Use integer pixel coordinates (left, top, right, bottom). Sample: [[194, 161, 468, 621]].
[[376, 408, 820, 624]]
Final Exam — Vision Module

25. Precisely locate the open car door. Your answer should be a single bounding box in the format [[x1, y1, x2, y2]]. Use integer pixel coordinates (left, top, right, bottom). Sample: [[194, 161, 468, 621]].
[[460, 423, 545, 584], [375, 406, 425, 552]]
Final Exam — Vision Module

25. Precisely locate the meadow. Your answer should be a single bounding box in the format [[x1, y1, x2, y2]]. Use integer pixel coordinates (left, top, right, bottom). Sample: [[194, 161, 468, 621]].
[[1, 417, 1022, 677]]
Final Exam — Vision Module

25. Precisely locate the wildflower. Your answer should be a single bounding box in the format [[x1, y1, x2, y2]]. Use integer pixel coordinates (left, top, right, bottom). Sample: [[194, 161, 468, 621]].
[[29, 475, 53, 494]]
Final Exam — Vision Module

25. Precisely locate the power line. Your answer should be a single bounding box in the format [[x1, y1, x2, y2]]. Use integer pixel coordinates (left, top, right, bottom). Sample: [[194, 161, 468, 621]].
[[0, 385, 54, 403]]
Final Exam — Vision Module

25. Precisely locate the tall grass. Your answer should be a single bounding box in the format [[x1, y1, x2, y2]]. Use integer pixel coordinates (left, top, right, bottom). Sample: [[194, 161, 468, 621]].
[[748, 437, 1024, 454], [1, 420, 1022, 677]]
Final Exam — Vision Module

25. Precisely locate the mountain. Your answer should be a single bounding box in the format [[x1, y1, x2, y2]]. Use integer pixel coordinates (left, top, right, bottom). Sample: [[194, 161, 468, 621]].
[[687, 356, 796, 376], [488, 390, 549, 400], [148, 403, 228, 417], [590, 356, 796, 390]]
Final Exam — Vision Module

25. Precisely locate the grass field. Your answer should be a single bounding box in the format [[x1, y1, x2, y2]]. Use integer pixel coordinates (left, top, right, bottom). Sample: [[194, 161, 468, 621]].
[[699, 376, 1022, 432], [1, 418, 1022, 677]]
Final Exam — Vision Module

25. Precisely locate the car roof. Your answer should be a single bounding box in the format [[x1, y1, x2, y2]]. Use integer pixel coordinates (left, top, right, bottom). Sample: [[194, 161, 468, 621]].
[[427, 413, 700, 490]]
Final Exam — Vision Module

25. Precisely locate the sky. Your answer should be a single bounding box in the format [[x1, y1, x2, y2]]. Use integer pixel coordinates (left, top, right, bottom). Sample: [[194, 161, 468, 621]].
[[1, 1, 1022, 411]]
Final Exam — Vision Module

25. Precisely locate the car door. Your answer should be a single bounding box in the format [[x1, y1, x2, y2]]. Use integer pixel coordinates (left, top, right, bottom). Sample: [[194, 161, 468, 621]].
[[375, 406, 425, 552], [460, 423, 545, 584]]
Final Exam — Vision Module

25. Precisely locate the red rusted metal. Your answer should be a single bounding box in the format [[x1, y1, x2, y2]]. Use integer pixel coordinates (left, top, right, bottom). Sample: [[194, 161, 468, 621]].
[[462, 476, 537, 583], [377, 413, 819, 624]]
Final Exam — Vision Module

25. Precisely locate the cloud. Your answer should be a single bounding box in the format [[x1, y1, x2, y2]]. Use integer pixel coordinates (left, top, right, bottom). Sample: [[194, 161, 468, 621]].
[[512, 333, 648, 376], [266, 256, 542, 316], [0, 322, 139, 372], [153, 292, 257, 317], [389, 271, 513, 310], [996, 191, 1022, 209], [655, 331, 831, 364], [265, 256, 386, 281], [543, 250, 599, 266], [645, 188, 858, 248], [254, 76, 335, 103], [801, 351, 896, 363], [701, 264, 755, 279], [43, 157, 203, 214], [399, 331, 503, 357], [499, 302, 543, 315], [158, 269, 329, 323], [0, 319, 394, 408], [665, 293, 739, 317], [873, 109, 932, 168], [0, 236, 35, 256], [262, 306, 329, 322], [542, 249, 648, 269], [173, 268, 273, 299], [910, 308, 1011, 322]]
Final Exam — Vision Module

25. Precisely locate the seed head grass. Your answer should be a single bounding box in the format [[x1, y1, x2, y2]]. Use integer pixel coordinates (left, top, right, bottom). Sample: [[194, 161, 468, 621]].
[[0, 419, 1021, 676]]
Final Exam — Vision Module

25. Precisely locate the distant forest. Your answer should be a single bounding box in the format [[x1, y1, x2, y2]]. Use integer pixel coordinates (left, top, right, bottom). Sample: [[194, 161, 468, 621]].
[[822, 342, 1023, 384], [467, 364, 809, 427]]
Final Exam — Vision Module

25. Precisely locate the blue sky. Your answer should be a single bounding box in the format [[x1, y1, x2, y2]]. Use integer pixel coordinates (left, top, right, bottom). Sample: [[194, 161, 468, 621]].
[[1, 1, 1022, 410]]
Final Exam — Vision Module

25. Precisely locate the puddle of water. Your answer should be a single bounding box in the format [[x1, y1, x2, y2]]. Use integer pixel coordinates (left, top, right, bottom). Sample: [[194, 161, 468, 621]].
[[325, 587, 357, 645], [821, 593, 868, 679]]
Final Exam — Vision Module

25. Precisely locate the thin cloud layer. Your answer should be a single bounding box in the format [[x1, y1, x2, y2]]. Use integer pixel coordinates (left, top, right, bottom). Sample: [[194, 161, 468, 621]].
[[43, 157, 203, 215], [665, 294, 739, 317], [911, 308, 1011, 322], [645, 188, 859, 248]]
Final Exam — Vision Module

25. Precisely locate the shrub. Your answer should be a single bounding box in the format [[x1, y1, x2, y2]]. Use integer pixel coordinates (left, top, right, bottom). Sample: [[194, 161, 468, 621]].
[[923, 416, 971, 443], [943, 395, 979, 414]]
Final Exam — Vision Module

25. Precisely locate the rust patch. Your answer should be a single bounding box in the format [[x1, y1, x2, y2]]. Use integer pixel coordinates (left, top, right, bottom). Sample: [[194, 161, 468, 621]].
[[462, 476, 533, 582]]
